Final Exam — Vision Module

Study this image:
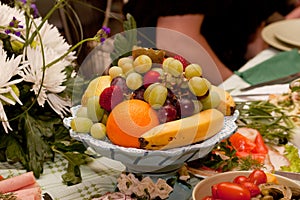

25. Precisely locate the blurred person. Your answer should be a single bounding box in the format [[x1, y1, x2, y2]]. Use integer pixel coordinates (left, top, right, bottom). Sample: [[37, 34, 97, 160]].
[[123, 0, 300, 82]]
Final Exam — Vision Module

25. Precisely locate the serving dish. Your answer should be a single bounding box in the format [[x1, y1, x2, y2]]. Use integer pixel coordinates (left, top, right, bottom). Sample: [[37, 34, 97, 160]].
[[64, 106, 238, 174], [192, 171, 300, 200]]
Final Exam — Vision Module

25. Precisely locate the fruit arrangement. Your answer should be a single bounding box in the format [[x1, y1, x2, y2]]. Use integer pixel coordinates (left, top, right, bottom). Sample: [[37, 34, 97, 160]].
[[71, 47, 236, 150]]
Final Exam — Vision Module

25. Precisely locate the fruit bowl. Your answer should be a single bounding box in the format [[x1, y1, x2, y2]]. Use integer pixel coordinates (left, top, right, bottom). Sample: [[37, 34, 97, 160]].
[[66, 27, 238, 174], [192, 171, 300, 200], [64, 107, 238, 174]]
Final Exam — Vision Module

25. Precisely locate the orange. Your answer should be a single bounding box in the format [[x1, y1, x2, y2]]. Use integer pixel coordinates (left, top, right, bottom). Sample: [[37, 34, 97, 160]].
[[106, 99, 159, 148]]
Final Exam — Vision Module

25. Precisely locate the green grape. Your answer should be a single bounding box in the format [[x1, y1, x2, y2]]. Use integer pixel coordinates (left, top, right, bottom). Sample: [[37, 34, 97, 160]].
[[143, 82, 158, 102], [118, 57, 133, 66], [144, 83, 168, 109], [109, 66, 123, 79], [133, 55, 152, 73], [87, 96, 104, 122], [188, 77, 210, 97], [90, 123, 107, 140], [162, 57, 183, 77], [203, 78, 212, 90], [126, 72, 143, 90], [118, 57, 134, 75], [70, 117, 93, 133], [192, 100, 203, 114], [184, 64, 203, 79], [200, 91, 221, 110], [76, 106, 88, 118]]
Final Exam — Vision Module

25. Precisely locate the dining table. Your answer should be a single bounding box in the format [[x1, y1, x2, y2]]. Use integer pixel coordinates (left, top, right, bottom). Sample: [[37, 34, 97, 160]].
[[1, 46, 300, 200]]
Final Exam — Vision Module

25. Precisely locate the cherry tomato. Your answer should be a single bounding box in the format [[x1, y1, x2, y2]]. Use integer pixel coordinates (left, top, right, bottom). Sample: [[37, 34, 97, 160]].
[[0, 175, 3, 181], [240, 181, 261, 197], [233, 175, 249, 184], [212, 182, 251, 200], [211, 184, 218, 198], [248, 169, 267, 185]]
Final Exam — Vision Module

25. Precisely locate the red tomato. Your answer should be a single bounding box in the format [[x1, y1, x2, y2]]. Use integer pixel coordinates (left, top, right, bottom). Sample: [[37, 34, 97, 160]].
[[0, 175, 3, 181], [229, 132, 256, 152], [240, 181, 261, 197], [212, 182, 251, 200], [211, 184, 219, 198], [248, 169, 267, 185], [233, 175, 249, 184]]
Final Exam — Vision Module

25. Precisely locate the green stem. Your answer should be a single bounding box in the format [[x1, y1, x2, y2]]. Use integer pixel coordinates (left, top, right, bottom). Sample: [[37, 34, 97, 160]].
[[44, 36, 98, 69]]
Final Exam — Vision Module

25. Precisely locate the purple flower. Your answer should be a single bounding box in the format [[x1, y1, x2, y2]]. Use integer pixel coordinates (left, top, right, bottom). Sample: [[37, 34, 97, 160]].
[[97, 26, 111, 44], [15, 31, 21, 37], [5, 29, 11, 34], [30, 4, 39, 18], [102, 26, 111, 35]]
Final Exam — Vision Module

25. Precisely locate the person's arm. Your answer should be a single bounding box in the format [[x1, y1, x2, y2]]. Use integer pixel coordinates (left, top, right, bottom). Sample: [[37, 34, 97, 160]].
[[156, 14, 233, 82]]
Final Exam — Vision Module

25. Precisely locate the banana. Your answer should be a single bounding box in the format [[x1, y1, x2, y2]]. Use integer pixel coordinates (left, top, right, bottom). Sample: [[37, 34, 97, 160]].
[[139, 108, 224, 150], [210, 85, 236, 116]]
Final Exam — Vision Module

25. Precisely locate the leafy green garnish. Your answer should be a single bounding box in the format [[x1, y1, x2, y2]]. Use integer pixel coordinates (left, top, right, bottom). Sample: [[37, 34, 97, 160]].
[[236, 101, 295, 145], [281, 144, 300, 172], [188, 140, 262, 172]]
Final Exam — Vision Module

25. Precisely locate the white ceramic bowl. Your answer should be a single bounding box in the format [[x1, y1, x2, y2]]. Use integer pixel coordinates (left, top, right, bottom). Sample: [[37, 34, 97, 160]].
[[192, 171, 300, 200], [64, 106, 238, 174]]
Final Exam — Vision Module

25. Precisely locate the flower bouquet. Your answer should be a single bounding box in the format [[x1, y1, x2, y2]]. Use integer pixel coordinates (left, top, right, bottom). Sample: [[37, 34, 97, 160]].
[[0, 0, 111, 185]]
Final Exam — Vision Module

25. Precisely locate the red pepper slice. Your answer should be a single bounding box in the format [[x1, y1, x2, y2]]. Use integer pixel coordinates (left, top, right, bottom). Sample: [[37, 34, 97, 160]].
[[229, 132, 256, 152]]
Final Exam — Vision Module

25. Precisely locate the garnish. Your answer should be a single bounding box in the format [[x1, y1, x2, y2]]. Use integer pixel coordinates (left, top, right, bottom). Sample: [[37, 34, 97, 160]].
[[187, 140, 263, 172], [281, 144, 300, 172], [236, 101, 295, 145]]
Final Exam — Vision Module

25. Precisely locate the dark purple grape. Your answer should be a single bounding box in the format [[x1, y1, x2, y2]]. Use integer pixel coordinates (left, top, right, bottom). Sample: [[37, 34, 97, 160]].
[[111, 76, 129, 94], [132, 87, 145, 101], [157, 104, 178, 123], [178, 98, 195, 117]]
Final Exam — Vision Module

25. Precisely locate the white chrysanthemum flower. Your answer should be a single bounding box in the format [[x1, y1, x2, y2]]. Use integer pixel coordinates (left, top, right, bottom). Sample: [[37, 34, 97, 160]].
[[0, 3, 25, 34], [0, 47, 23, 133], [20, 46, 71, 117], [30, 18, 76, 62]]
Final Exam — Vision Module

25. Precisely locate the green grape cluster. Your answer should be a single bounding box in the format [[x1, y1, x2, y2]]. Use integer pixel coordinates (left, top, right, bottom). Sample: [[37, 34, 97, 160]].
[[106, 51, 222, 123]]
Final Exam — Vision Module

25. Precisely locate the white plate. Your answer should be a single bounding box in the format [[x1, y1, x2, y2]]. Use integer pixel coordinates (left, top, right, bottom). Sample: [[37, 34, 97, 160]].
[[262, 21, 300, 51], [273, 19, 300, 47]]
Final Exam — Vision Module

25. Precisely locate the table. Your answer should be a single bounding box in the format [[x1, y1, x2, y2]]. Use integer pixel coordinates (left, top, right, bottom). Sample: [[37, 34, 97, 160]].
[[0, 47, 298, 200]]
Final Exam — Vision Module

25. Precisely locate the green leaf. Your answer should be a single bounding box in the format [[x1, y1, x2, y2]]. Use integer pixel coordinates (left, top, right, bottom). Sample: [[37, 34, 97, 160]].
[[111, 14, 138, 65], [23, 112, 54, 178], [62, 163, 82, 186], [6, 136, 26, 165]]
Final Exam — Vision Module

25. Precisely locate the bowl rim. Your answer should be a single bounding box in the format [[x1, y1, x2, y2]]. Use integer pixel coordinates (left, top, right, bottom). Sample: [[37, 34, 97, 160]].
[[64, 105, 239, 156], [192, 170, 300, 200]]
